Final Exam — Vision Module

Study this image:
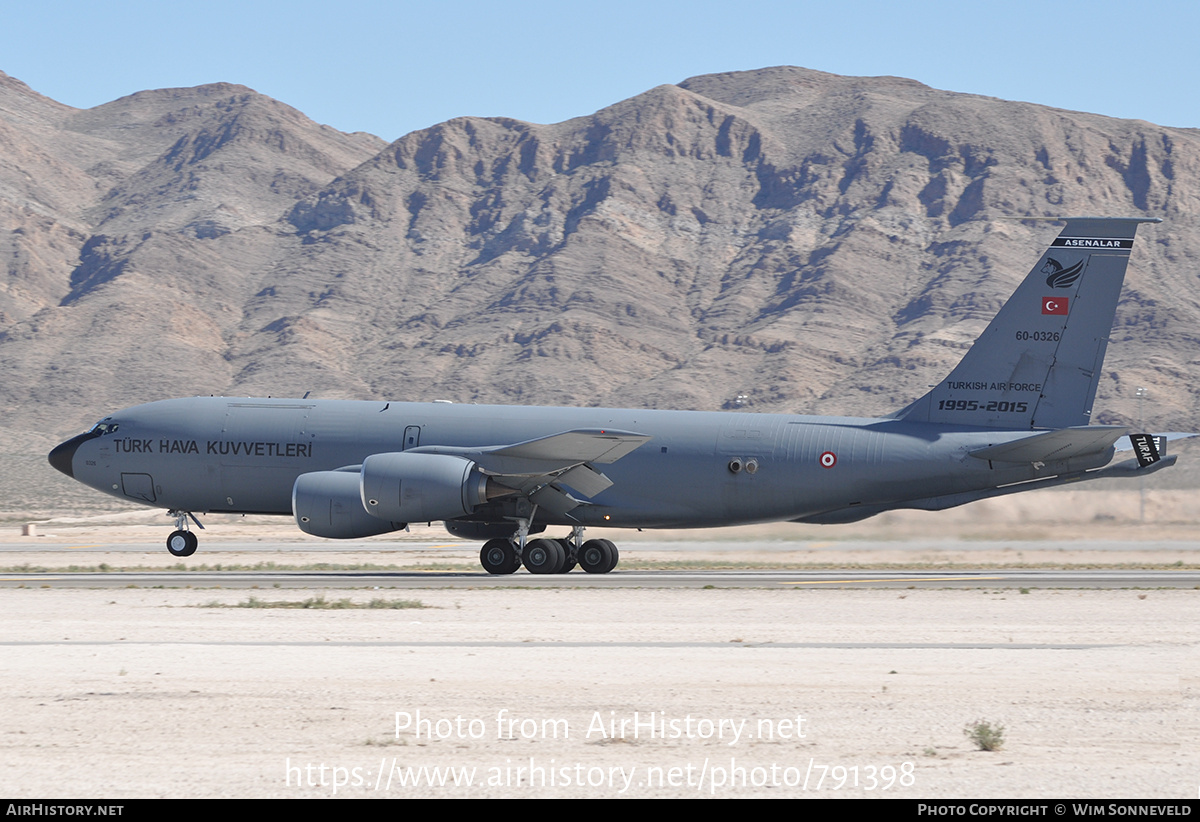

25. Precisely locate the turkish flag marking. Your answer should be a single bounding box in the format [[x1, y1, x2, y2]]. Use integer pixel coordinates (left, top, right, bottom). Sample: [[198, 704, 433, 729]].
[[1042, 297, 1069, 315]]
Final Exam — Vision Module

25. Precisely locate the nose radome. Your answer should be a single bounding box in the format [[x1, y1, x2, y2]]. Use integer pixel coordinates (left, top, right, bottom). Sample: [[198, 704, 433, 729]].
[[48, 432, 96, 479]]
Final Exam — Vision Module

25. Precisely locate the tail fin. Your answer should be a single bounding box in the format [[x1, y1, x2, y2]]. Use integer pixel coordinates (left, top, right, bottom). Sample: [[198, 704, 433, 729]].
[[898, 217, 1160, 430]]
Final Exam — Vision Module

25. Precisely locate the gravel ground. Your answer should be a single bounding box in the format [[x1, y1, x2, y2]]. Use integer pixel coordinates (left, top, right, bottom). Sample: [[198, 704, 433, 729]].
[[2, 581, 1196, 798]]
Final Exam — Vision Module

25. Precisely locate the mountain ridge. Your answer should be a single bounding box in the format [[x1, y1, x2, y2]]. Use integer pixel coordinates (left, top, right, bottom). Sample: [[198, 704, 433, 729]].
[[0, 66, 1196, 457]]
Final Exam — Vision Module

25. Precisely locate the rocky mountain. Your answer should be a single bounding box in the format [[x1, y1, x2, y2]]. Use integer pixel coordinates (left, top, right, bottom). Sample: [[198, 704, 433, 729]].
[[2, 65, 1198, 462]]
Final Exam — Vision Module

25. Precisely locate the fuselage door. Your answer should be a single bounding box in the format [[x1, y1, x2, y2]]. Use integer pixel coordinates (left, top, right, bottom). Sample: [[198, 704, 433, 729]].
[[403, 426, 421, 450], [120, 472, 156, 503]]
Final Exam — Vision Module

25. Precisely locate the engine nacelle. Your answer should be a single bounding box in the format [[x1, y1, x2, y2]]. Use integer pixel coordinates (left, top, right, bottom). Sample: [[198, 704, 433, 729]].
[[360, 452, 490, 523], [292, 470, 405, 539]]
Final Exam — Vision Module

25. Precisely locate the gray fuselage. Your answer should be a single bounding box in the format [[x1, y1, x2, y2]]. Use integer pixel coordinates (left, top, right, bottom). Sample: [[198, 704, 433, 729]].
[[56, 396, 1102, 529]]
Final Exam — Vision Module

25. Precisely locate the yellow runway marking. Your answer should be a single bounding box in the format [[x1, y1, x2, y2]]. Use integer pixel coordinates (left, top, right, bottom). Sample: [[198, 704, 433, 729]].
[[783, 576, 1006, 585]]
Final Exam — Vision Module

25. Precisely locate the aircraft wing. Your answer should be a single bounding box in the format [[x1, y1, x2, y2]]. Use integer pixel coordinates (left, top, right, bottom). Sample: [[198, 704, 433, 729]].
[[967, 426, 1127, 464], [408, 429, 652, 515], [487, 429, 651, 465]]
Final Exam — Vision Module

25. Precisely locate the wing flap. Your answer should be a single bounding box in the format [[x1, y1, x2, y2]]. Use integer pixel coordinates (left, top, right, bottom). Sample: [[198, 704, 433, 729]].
[[529, 485, 583, 516], [556, 464, 614, 497]]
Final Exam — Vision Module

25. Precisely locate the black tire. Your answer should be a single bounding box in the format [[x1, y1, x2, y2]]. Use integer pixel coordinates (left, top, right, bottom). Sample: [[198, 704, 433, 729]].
[[579, 539, 614, 574], [523, 538, 564, 574], [557, 538, 577, 573], [480, 539, 519, 575], [166, 530, 197, 557], [599, 538, 619, 573]]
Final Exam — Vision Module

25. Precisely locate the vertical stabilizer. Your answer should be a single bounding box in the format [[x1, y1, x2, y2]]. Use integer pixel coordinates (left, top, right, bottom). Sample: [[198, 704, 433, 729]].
[[898, 217, 1159, 430]]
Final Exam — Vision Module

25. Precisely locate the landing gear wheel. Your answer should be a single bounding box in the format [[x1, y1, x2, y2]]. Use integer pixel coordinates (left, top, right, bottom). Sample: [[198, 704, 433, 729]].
[[557, 538, 577, 573], [523, 538, 565, 574], [166, 530, 198, 558], [480, 539, 520, 575], [602, 539, 619, 573], [580, 538, 617, 574]]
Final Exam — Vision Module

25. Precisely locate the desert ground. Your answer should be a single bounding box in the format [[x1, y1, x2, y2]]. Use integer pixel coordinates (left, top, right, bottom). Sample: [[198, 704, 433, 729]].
[[1, 483, 1197, 799]]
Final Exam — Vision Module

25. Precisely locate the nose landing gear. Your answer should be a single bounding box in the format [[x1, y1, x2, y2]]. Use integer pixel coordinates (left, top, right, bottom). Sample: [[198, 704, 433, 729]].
[[167, 529, 198, 557], [165, 510, 203, 557]]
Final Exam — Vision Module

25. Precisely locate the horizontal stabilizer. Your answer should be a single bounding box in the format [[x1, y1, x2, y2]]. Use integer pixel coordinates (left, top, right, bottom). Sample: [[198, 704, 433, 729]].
[[1114, 431, 1197, 455], [1127, 433, 1163, 468], [968, 426, 1127, 464]]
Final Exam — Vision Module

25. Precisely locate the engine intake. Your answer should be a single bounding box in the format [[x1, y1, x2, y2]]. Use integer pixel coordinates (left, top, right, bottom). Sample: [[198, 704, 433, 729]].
[[292, 470, 404, 539]]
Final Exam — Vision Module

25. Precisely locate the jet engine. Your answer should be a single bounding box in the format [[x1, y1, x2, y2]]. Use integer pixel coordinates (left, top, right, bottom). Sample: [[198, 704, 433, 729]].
[[360, 452, 501, 523], [292, 470, 404, 539]]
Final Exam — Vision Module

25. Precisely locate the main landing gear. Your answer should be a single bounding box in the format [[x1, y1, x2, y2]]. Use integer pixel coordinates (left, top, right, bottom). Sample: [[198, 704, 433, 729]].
[[479, 525, 619, 576], [165, 510, 203, 557]]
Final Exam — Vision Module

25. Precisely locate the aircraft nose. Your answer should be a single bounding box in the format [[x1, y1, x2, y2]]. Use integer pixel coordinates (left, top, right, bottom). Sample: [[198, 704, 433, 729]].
[[48, 432, 95, 479]]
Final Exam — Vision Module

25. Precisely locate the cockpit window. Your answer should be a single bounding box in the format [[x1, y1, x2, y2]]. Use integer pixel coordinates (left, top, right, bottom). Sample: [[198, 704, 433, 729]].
[[90, 421, 119, 435]]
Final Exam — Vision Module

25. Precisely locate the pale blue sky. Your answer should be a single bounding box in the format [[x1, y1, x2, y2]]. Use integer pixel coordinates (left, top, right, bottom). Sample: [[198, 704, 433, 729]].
[[4, 0, 1195, 141]]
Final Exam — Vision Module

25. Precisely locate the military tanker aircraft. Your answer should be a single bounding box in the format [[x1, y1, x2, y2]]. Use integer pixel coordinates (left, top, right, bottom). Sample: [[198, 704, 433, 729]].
[[49, 217, 1174, 574]]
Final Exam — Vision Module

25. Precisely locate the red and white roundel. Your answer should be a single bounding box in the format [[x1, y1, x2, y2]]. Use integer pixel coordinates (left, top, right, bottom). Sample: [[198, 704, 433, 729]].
[[819, 451, 837, 469]]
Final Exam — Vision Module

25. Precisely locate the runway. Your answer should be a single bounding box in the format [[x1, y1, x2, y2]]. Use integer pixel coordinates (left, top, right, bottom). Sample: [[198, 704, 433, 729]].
[[2, 538, 1197, 588], [3, 537, 1194, 554], [4, 537, 1197, 797], [6, 570, 1200, 588]]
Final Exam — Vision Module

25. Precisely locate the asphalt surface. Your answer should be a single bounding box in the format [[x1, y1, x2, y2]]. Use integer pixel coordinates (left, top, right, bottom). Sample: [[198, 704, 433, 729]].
[[2, 539, 1197, 588]]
